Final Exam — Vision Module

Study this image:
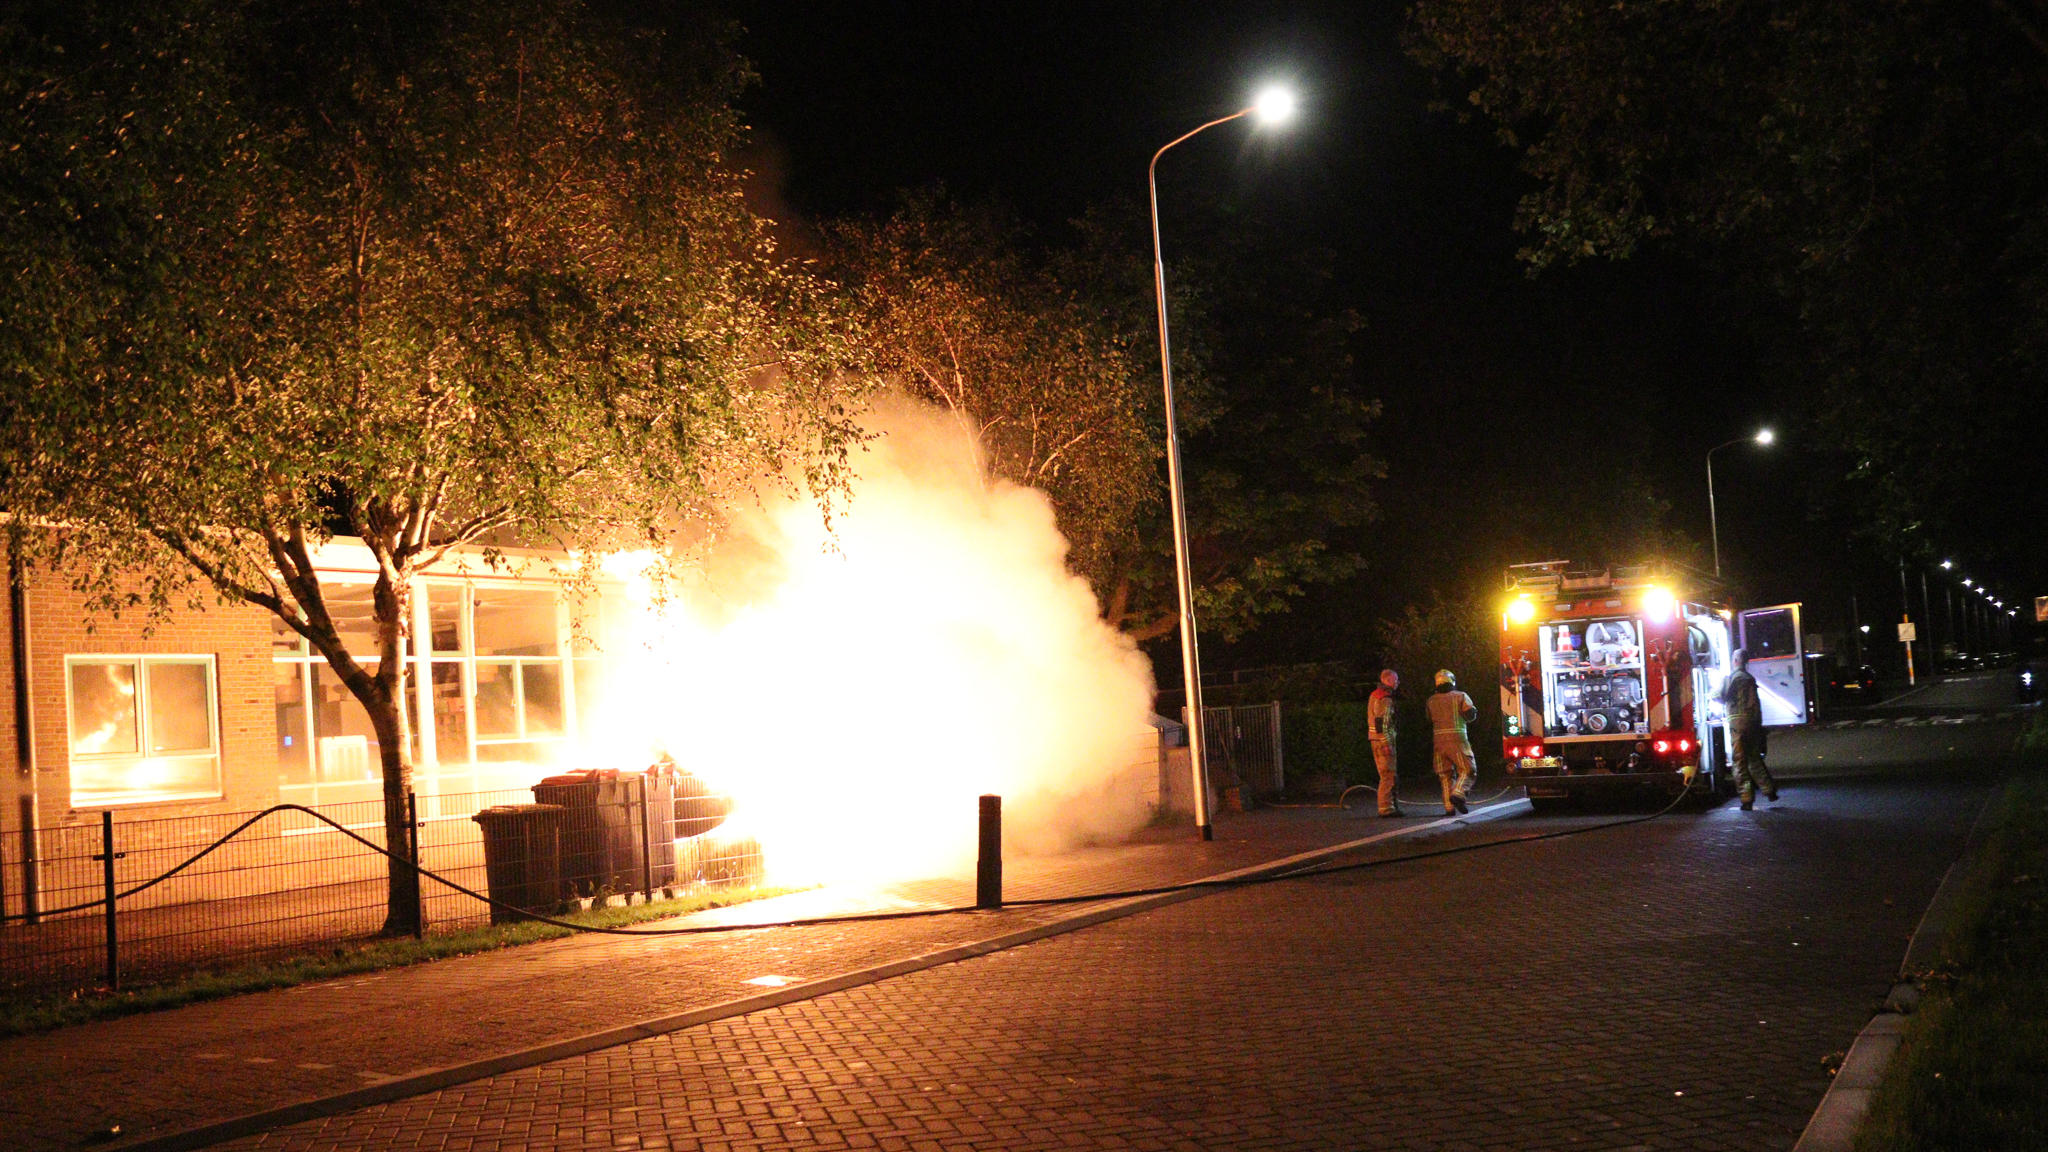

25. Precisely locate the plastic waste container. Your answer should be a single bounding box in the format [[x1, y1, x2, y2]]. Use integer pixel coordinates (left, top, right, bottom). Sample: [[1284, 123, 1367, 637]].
[[672, 767, 732, 840], [533, 771, 678, 896], [470, 804, 564, 924]]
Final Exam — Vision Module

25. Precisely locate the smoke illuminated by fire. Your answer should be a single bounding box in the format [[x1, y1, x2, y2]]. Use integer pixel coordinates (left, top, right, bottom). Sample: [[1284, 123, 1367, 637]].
[[575, 397, 1159, 885]]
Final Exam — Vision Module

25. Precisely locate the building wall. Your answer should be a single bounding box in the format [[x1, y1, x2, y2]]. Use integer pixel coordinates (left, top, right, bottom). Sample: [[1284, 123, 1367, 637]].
[[0, 537, 628, 922], [10, 551, 278, 829]]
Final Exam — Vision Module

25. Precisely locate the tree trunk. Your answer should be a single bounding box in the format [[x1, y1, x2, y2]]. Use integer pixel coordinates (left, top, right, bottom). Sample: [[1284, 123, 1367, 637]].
[[370, 568, 418, 937], [302, 611, 421, 935], [366, 689, 420, 937]]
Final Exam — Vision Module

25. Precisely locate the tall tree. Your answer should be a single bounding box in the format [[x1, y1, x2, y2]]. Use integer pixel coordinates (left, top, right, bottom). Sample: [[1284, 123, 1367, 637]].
[[0, 0, 861, 933], [1408, 1, 2048, 580], [821, 193, 1155, 592], [827, 193, 1384, 647], [1061, 202, 1385, 646]]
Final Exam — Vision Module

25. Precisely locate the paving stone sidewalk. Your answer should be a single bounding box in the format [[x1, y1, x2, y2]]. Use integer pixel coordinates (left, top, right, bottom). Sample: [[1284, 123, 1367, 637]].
[[0, 800, 1491, 1152], [229, 775, 1991, 1152]]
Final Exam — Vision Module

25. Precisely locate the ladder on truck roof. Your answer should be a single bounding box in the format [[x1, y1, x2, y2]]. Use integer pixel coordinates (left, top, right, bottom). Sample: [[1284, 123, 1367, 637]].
[[1504, 560, 1723, 598]]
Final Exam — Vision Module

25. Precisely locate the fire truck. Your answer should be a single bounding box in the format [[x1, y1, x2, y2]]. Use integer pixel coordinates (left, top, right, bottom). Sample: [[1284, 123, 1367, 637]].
[[1498, 562, 1809, 811]]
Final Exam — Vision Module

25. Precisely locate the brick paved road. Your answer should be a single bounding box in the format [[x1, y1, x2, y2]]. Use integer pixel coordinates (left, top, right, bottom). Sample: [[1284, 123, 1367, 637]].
[[2, 801, 1481, 1151], [224, 768, 1993, 1152]]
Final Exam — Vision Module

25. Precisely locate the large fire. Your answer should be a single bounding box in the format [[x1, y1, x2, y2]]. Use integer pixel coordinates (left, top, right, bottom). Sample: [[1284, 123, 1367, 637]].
[[574, 398, 1159, 885]]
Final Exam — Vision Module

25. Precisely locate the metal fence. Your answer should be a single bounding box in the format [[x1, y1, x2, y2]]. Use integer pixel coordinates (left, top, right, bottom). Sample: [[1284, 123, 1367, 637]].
[[1202, 702, 1284, 798], [3, 735, 1177, 1002], [0, 770, 758, 1001]]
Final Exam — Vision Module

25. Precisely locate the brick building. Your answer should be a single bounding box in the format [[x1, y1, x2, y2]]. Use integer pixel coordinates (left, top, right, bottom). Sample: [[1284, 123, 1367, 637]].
[[2, 535, 625, 887]]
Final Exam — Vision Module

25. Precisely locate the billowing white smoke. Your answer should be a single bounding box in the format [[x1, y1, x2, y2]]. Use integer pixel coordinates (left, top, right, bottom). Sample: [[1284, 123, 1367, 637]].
[[580, 397, 1158, 884]]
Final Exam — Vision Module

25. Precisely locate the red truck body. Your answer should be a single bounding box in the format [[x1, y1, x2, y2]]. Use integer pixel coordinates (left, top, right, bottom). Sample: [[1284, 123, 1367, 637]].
[[1499, 562, 1758, 809]]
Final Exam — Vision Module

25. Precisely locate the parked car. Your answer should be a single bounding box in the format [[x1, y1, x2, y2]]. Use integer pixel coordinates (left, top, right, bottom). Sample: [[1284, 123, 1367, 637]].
[[1829, 663, 1879, 702]]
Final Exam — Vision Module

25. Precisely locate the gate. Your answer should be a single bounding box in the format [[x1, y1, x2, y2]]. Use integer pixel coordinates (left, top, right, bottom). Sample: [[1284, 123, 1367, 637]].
[[1200, 702, 1284, 798]]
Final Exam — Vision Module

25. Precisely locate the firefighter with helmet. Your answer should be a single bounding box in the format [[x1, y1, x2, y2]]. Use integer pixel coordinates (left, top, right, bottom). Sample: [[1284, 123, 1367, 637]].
[[1368, 669, 1402, 817], [1720, 648, 1780, 810], [1427, 669, 1478, 814]]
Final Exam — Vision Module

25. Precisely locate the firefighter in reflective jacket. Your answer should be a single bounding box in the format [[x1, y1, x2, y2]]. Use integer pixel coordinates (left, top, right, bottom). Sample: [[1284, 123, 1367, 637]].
[[1368, 670, 1402, 817], [1426, 669, 1478, 815]]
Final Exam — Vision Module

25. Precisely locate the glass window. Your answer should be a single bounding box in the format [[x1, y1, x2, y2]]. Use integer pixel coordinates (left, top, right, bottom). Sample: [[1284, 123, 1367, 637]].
[[312, 663, 381, 781], [71, 754, 220, 807], [473, 589, 559, 657], [271, 614, 307, 656], [69, 661, 139, 756], [69, 656, 221, 806], [427, 585, 465, 655], [275, 663, 312, 786], [147, 662, 214, 753], [1743, 608, 1798, 659], [279, 582, 578, 793], [430, 661, 469, 765], [321, 583, 384, 656], [473, 661, 519, 739], [522, 664, 564, 736], [476, 741, 550, 765]]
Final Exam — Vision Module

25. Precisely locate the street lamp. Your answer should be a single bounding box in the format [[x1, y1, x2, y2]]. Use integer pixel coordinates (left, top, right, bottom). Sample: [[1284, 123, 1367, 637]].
[[1706, 428, 1774, 578], [1149, 85, 1294, 842]]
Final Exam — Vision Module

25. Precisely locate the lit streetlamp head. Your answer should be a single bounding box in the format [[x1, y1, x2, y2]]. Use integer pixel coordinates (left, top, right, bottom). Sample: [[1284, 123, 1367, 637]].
[[1755, 428, 1775, 446], [1941, 559, 1953, 569], [1252, 87, 1296, 126]]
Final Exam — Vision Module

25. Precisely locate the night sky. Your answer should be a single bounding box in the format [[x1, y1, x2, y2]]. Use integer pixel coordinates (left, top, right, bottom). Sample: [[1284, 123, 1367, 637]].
[[722, 1, 1972, 676]]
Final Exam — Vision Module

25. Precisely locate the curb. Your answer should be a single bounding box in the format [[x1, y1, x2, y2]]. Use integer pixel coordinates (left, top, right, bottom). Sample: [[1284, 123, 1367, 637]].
[[117, 799, 1526, 1152], [1792, 774, 2008, 1152]]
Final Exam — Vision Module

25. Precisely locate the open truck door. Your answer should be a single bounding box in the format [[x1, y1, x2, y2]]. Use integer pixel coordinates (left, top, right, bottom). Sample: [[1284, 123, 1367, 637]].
[[1739, 603, 1809, 727]]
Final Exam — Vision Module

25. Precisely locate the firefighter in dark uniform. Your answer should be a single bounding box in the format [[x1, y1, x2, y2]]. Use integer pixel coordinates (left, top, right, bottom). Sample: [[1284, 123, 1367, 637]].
[[1721, 648, 1780, 810]]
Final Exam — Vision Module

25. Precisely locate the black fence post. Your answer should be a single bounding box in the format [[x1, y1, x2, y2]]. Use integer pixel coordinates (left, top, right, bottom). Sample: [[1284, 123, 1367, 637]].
[[976, 794, 1002, 910], [637, 776, 654, 900], [406, 791, 424, 940], [17, 795, 38, 925], [94, 810, 124, 990]]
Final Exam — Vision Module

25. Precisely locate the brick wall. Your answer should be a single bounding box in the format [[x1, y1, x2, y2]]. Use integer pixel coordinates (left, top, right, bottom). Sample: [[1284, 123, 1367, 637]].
[[6, 546, 280, 830]]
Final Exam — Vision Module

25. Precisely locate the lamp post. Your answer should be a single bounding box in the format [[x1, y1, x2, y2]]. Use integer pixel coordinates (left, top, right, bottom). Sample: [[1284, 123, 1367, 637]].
[[1706, 428, 1774, 578], [1148, 85, 1294, 842]]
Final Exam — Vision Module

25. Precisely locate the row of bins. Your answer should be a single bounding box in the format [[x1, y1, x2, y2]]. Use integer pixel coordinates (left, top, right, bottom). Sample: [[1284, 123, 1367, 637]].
[[471, 766, 732, 924]]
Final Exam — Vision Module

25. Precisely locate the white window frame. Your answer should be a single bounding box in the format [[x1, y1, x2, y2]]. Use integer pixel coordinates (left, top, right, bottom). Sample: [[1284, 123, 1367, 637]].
[[275, 581, 579, 796], [465, 583, 574, 756], [66, 654, 224, 808]]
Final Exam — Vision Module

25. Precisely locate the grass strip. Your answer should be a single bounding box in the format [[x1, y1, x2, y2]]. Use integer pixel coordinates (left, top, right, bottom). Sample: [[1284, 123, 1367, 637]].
[[0, 884, 795, 1039], [1856, 709, 2048, 1151]]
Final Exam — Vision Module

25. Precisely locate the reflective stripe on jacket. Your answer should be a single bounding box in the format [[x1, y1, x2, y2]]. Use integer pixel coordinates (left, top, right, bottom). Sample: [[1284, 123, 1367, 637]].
[[1427, 689, 1477, 737], [1368, 688, 1397, 743]]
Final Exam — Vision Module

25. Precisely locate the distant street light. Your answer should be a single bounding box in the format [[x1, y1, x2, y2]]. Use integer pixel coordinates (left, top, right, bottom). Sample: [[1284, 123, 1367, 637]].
[[1149, 86, 1295, 842], [1706, 429, 1775, 578]]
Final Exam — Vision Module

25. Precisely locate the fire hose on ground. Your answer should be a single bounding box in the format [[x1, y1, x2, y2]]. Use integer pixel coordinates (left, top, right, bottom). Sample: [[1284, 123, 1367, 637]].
[[2, 786, 1701, 943], [1260, 781, 1516, 810]]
